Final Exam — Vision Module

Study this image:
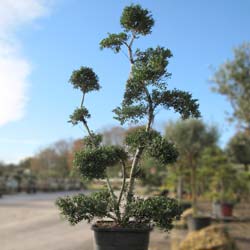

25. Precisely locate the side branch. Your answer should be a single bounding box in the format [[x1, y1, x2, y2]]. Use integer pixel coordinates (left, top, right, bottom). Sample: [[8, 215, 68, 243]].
[[79, 92, 94, 140], [127, 146, 144, 203], [118, 160, 127, 206], [106, 175, 120, 221]]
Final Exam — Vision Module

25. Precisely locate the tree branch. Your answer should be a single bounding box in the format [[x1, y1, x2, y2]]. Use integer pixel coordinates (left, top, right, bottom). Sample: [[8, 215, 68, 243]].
[[106, 175, 121, 221], [80, 93, 85, 107], [117, 160, 127, 207]]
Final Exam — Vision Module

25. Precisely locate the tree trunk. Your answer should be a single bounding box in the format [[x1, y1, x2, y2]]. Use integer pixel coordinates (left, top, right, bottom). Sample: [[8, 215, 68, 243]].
[[244, 164, 249, 172], [191, 164, 197, 213], [177, 175, 183, 200]]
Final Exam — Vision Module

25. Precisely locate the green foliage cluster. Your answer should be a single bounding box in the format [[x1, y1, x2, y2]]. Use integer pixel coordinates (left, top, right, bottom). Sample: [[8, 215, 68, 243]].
[[125, 126, 160, 150], [125, 126, 178, 164], [113, 104, 147, 125], [131, 47, 172, 83], [74, 146, 127, 179], [126, 196, 181, 231], [57, 191, 181, 231], [83, 134, 103, 148], [56, 190, 112, 225], [120, 4, 154, 35], [69, 107, 90, 125], [160, 90, 200, 119], [100, 33, 128, 53], [147, 136, 178, 165], [69, 67, 100, 94]]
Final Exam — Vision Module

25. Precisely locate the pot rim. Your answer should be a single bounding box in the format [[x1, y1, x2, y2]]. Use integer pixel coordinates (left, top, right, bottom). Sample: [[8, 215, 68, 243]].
[[189, 215, 211, 219], [92, 224, 153, 233]]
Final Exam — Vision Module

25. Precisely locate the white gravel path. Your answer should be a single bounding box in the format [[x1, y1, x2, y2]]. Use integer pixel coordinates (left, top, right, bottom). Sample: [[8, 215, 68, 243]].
[[0, 192, 93, 250]]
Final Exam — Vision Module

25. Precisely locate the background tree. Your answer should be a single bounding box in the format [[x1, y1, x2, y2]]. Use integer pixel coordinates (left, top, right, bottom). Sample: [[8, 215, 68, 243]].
[[140, 156, 167, 188], [227, 131, 250, 171], [31, 140, 71, 179], [102, 126, 125, 146], [203, 150, 242, 203], [211, 42, 250, 131], [67, 139, 85, 170], [165, 119, 218, 208], [198, 146, 229, 199]]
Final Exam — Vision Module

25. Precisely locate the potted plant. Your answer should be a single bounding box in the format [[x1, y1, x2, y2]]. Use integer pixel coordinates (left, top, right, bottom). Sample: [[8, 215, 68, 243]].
[[211, 191, 236, 218], [210, 164, 239, 218], [56, 4, 200, 250]]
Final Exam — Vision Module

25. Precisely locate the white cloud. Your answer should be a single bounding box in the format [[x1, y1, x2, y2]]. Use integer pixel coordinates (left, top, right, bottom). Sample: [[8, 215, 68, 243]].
[[0, 0, 53, 126]]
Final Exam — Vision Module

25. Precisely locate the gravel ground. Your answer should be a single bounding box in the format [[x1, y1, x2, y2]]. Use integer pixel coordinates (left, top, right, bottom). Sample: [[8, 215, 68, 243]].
[[1, 193, 249, 250], [0, 192, 171, 250], [0, 192, 93, 250]]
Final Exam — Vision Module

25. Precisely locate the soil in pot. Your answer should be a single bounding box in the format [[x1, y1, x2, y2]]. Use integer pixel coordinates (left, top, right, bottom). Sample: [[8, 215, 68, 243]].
[[187, 216, 211, 231], [92, 222, 152, 250]]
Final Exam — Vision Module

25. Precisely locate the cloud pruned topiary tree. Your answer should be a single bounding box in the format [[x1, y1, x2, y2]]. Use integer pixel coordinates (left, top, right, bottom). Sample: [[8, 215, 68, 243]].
[[57, 4, 200, 231]]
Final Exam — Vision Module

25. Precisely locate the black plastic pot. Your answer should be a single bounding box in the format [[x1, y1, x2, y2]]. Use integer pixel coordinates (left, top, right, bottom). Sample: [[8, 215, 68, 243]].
[[92, 225, 151, 250], [187, 216, 211, 231], [179, 201, 192, 212]]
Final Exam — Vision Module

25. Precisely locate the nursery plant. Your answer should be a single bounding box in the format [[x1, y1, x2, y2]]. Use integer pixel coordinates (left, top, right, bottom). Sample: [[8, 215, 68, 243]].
[[56, 4, 200, 249], [201, 146, 241, 217], [164, 120, 218, 210]]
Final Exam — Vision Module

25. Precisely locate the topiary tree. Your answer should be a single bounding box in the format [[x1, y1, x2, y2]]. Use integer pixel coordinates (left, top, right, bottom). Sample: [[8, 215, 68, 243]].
[[57, 4, 200, 231]]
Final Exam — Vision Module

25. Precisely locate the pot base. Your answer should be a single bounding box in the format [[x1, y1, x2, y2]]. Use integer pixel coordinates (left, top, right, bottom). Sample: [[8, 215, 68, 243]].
[[187, 216, 211, 231], [92, 225, 151, 250]]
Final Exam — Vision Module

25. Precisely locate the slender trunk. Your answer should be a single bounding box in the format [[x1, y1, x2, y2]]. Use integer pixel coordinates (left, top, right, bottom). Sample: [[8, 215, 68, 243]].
[[244, 164, 249, 172], [177, 175, 183, 201], [82, 120, 93, 137], [127, 147, 143, 200], [80, 93, 85, 107], [106, 175, 120, 222], [190, 161, 197, 213], [117, 160, 126, 206]]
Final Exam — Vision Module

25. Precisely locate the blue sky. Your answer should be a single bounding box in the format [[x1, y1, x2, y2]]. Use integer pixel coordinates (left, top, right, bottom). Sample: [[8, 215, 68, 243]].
[[0, 0, 250, 163]]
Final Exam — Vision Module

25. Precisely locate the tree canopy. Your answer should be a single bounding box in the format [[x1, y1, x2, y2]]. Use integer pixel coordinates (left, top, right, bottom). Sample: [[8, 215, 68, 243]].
[[227, 131, 250, 171], [165, 119, 218, 207], [211, 42, 250, 130]]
